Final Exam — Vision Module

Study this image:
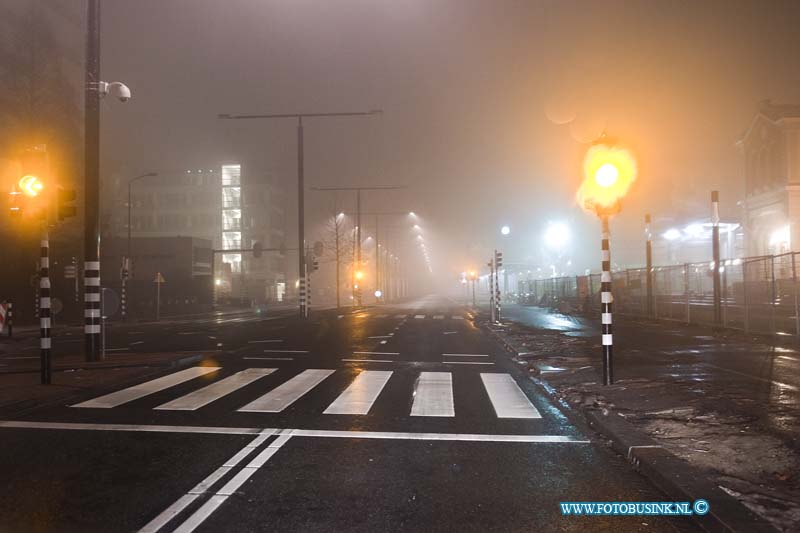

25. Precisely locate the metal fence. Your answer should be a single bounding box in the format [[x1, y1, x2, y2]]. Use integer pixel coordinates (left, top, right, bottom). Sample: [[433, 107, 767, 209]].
[[518, 252, 800, 337]]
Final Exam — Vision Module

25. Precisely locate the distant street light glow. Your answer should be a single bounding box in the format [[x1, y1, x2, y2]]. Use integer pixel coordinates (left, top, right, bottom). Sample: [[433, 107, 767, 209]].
[[374, 290, 382, 298], [663, 228, 681, 240], [501, 225, 510, 235], [544, 222, 570, 249]]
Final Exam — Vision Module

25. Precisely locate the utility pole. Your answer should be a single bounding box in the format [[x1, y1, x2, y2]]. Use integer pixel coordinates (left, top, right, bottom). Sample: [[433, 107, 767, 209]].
[[84, 0, 102, 362], [711, 191, 722, 325], [219, 110, 382, 317], [645, 213, 653, 317]]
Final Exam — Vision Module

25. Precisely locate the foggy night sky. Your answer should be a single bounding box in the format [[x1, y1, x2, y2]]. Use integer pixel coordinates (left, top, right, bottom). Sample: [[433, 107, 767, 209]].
[[98, 0, 800, 282]]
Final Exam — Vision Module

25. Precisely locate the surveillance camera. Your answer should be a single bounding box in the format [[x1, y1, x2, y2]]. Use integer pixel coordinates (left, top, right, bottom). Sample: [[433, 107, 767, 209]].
[[99, 81, 132, 102], [113, 82, 131, 102]]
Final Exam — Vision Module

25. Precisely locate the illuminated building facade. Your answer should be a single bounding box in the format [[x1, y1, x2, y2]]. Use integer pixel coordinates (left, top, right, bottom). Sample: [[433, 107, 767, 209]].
[[738, 100, 800, 255]]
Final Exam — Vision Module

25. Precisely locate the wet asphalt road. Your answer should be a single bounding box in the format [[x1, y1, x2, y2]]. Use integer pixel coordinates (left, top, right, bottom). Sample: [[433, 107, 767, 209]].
[[0, 297, 699, 532]]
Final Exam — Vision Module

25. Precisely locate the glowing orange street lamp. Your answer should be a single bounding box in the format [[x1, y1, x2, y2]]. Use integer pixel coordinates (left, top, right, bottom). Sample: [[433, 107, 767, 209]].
[[467, 270, 478, 306], [577, 135, 638, 386]]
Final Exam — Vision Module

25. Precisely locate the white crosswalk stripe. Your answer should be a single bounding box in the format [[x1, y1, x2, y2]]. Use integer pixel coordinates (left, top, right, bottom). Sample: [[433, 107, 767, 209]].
[[73, 367, 220, 408], [433, 315, 445, 320], [414, 314, 425, 319], [323, 370, 392, 415], [155, 368, 276, 411], [72, 367, 547, 421], [395, 314, 407, 319], [410, 372, 454, 417], [451, 315, 465, 320], [238, 369, 335, 413], [480, 373, 541, 419]]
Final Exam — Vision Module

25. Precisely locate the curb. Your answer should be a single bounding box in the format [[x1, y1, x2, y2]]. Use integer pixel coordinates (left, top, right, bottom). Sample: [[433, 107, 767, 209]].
[[481, 318, 777, 533]]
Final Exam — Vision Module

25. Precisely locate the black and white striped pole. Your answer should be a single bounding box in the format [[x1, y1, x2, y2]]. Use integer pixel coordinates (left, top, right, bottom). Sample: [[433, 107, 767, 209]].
[[600, 215, 614, 386], [488, 258, 496, 323], [494, 250, 503, 322], [40, 226, 52, 385]]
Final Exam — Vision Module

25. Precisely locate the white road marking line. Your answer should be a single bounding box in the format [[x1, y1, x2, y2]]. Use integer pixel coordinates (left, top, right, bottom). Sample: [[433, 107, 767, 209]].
[[395, 314, 407, 319], [0, 421, 587, 443], [177, 331, 203, 335], [262, 349, 308, 354], [105, 347, 128, 352], [243, 357, 294, 361], [238, 369, 335, 412], [451, 316, 465, 320], [376, 314, 389, 318], [444, 362, 495, 365], [368, 335, 392, 339], [480, 373, 541, 419], [155, 369, 276, 411], [248, 340, 283, 344], [139, 429, 276, 533], [443, 331, 457, 335], [380, 340, 387, 344], [442, 353, 489, 357], [292, 429, 587, 443], [411, 371, 454, 417], [0, 421, 264, 434], [414, 314, 425, 319], [323, 370, 393, 415], [353, 351, 400, 356], [778, 355, 799, 362], [72, 367, 221, 408], [433, 315, 445, 320], [130, 341, 145, 346], [170, 431, 294, 533], [341, 359, 395, 363]]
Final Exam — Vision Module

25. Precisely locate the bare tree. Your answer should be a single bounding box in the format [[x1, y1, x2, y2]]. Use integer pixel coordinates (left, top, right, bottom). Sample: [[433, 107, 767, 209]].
[[317, 212, 353, 308]]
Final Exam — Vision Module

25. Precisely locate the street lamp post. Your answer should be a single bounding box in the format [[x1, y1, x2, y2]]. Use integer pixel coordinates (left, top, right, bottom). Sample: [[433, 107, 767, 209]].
[[577, 136, 638, 386], [124, 172, 157, 320], [219, 110, 382, 317]]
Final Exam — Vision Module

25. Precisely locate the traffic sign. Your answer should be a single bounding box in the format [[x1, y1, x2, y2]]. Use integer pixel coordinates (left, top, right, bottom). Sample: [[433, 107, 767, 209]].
[[64, 265, 76, 279], [154, 272, 166, 283]]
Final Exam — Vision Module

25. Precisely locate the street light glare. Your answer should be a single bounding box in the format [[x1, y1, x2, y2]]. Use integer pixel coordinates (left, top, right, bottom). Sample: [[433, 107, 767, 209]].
[[19, 175, 44, 197], [663, 228, 681, 241], [501, 225, 510, 235], [544, 222, 570, 249], [594, 163, 619, 188], [577, 143, 637, 212]]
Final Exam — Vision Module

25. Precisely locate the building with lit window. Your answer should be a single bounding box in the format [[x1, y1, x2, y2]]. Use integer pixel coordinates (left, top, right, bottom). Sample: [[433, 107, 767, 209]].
[[738, 100, 800, 255], [110, 163, 286, 304]]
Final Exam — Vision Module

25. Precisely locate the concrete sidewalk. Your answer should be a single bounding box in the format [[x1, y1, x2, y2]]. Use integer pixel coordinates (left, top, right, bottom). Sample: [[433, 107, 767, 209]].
[[497, 304, 800, 532]]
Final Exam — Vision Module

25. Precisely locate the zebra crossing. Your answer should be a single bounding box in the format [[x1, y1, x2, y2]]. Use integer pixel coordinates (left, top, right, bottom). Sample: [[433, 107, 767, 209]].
[[72, 366, 542, 419], [346, 313, 467, 320]]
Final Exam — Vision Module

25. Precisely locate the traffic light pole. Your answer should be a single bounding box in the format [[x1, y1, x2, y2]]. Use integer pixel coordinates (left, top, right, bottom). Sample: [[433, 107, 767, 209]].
[[600, 214, 614, 386], [84, 0, 102, 361], [40, 225, 52, 384]]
